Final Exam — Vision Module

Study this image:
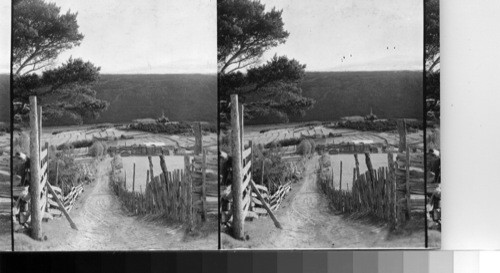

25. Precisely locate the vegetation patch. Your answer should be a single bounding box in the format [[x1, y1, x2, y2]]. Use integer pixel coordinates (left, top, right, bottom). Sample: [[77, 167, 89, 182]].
[[127, 121, 193, 134], [335, 119, 423, 132]]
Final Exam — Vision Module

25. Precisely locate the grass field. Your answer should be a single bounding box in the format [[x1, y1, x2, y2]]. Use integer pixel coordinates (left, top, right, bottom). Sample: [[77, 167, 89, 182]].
[[244, 123, 423, 149], [37, 125, 217, 152], [121, 156, 185, 193]]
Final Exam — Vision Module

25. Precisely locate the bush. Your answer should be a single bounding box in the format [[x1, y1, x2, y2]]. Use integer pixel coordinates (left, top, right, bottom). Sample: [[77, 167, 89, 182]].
[[308, 139, 316, 155], [57, 139, 94, 150], [264, 137, 302, 149], [48, 150, 85, 194], [127, 121, 192, 134], [112, 154, 123, 169], [297, 139, 312, 156], [14, 131, 30, 155], [251, 145, 296, 194], [89, 142, 104, 158], [335, 119, 423, 132]]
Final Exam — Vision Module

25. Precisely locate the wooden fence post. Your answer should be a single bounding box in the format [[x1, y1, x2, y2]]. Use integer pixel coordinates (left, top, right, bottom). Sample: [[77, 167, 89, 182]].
[[230, 94, 244, 239], [194, 122, 203, 155], [397, 119, 407, 153], [29, 96, 42, 240], [397, 119, 411, 220], [184, 155, 193, 230], [365, 153, 374, 183], [339, 161, 343, 191], [239, 104, 244, 164], [201, 150, 207, 221], [133, 163, 136, 192], [405, 147, 412, 220], [353, 154, 361, 178], [148, 156, 155, 178]]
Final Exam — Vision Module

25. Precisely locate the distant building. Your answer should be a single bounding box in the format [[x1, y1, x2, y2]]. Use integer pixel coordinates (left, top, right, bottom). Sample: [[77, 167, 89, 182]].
[[365, 108, 378, 121]]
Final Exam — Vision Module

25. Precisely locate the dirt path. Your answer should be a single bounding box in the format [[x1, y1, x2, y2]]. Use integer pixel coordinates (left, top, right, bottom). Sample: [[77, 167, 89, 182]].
[[265, 158, 382, 248], [15, 158, 216, 251], [223, 156, 424, 249]]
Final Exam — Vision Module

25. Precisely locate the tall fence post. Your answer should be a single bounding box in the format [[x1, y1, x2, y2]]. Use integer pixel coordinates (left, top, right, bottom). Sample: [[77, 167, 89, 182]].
[[29, 96, 42, 240], [397, 119, 411, 220], [405, 146, 412, 220], [132, 163, 136, 192], [194, 122, 203, 155], [201, 150, 207, 221], [184, 155, 193, 230], [339, 161, 343, 191], [230, 94, 244, 239]]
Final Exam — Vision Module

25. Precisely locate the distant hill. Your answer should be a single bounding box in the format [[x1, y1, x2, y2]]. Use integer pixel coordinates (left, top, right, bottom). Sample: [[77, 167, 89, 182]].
[[88, 74, 217, 125], [248, 71, 423, 124], [2, 71, 422, 126], [0, 75, 9, 122]]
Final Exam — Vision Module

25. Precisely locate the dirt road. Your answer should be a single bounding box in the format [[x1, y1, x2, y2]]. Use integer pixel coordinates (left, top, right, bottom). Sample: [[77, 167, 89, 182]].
[[15, 158, 216, 251], [223, 156, 424, 249]]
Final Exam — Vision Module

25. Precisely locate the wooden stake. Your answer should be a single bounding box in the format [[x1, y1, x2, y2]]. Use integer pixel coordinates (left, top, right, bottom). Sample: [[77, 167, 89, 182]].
[[250, 179, 282, 229], [46, 182, 78, 230], [339, 161, 343, 191], [148, 156, 155, 178], [201, 150, 207, 221], [365, 153, 374, 183], [133, 163, 136, 192], [159, 155, 169, 192], [194, 122, 203, 155], [230, 94, 244, 239], [405, 147, 412, 220], [29, 96, 42, 240]]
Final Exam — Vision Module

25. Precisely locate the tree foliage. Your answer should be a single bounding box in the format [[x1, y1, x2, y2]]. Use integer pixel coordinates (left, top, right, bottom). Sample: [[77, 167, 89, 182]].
[[13, 0, 84, 76], [218, 0, 314, 125], [12, 0, 108, 125]]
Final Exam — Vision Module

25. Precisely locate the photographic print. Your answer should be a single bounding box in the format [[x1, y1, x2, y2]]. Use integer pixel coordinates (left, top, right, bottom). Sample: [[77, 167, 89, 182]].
[[11, 0, 217, 250], [218, 0, 429, 249]]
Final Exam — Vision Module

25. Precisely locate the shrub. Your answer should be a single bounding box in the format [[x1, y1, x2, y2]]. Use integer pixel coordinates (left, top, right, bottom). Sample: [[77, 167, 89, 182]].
[[251, 145, 295, 194], [48, 150, 85, 194], [112, 154, 123, 169], [297, 139, 312, 156], [89, 142, 104, 158], [308, 139, 316, 155], [101, 142, 109, 157], [127, 121, 192, 134], [57, 139, 94, 150], [14, 131, 30, 155]]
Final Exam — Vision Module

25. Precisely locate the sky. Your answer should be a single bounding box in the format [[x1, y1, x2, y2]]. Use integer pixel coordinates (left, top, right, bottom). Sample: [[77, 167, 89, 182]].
[[259, 0, 423, 71], [0, 0, 422, 74], [2, 0, 217, 74], [0, 2, 10, 74]]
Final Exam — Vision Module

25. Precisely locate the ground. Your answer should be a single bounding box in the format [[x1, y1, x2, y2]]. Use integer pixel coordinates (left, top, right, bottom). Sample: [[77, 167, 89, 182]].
[[14, 158, 217, 251], [222, 155, 426, 249], [244, 123, 423, 149], [38, 125, 217, 153]]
